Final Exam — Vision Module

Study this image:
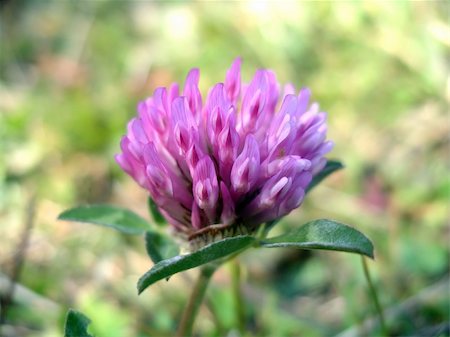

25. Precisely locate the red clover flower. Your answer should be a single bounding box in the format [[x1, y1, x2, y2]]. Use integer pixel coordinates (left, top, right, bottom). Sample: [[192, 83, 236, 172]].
[[116, 58, 333, 249]]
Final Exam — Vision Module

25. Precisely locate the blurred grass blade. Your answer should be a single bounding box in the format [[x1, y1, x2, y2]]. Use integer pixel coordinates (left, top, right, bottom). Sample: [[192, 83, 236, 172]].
[[64, 309, 93, 337], [138, 236, 255, 294], [145, 230, 180, 264], [148, 197, 166, 226], [58, 205, 150, 235], [260, 219, 374, 258], [306, 160, 344, 193]]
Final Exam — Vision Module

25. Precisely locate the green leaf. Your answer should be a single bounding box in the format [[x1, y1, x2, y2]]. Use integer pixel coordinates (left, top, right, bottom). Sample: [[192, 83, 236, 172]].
[[64, 309, 93, 337], [138, 236, 255, 294], [58, 205, 150, 235], [145, 230, 179, 264], [260, 219, 374, 258], [147, 197, 166, 226], [306, 160, 344, 193]]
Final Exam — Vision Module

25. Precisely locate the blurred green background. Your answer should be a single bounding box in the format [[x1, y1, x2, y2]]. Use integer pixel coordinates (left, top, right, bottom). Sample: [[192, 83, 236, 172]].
[[1, 1, 448, 336]]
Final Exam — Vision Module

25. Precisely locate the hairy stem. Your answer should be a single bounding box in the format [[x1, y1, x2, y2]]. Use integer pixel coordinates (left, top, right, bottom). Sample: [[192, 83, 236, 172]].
[[176, 264, 217, 337], [231, 259, 245, 334], [361, 256, 388, 336]]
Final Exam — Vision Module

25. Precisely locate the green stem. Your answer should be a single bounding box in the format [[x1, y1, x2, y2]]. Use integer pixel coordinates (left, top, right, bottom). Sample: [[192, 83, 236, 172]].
[[176, 264, 217, 337], [230, 259, 245, 334], [361, 256, 388, 336]]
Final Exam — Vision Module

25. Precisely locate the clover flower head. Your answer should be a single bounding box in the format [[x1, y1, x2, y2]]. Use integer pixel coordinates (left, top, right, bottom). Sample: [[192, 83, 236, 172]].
[[116, 58, 333, 249]]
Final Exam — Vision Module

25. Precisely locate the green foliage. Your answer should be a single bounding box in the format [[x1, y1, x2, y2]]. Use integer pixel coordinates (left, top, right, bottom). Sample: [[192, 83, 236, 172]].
[[58, 203, 180, 264], [137, 218, 373, 294], [145, 230, 179, 264], [57, 199, 375, 294], [138, 236, 256, 294], [261, 219, 374, 258], [64, 309, 93, 337], [58, 205, 150, 235], [147, 197, 166, 226]]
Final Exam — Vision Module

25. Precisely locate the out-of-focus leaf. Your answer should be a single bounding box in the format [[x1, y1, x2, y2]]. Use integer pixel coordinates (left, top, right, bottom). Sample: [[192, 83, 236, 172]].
[[306, 160, 344, 193], [147, 197, 166, 226], [260, 219, 374, 258], [145, 230, 179, 264], [64, 309, 93, 337], [264, 219, 281, 235], [58, 205, 149, 235], [138, 236, 255, 294]]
